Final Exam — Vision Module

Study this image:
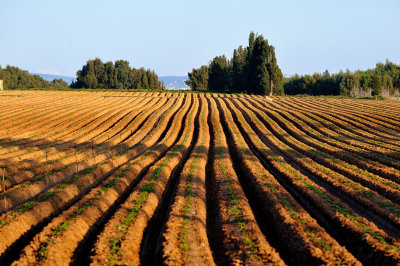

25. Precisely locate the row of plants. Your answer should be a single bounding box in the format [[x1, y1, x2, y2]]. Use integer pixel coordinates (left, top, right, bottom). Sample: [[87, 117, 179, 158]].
[[0, 96, 165, 198], [29, 99, 191, 262], [2, 95, 178, 209], [235, 98, 400, 228], [265, 99, 400, 168], [2, 96, 86, 135], [0, 93, 118, 158], [0, 96, 153, 207], [0, 98, 80, 148], [90, 96, 197, 265], [0, 94, 135, 157], [278, 97, 400, 148], [218, 97, 360, 264], [247, 98, 400, 192], [287, 97, 400, 131], [231, 97, 400, 264], [163, 95, 215, 265], [205, 96, 283, 264], [0, 96, 186, 256]]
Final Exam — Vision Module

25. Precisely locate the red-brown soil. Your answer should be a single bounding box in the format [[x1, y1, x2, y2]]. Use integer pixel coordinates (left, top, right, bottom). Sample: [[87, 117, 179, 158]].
[[0, 90, 399, 265]]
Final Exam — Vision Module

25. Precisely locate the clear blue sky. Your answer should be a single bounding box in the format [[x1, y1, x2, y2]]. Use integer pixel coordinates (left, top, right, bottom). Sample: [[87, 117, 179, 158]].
[[1, 0, 399, 77]]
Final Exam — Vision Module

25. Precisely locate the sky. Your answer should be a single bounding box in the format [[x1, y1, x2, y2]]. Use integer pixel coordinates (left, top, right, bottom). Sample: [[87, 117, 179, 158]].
[[1, 0, 399, 77]]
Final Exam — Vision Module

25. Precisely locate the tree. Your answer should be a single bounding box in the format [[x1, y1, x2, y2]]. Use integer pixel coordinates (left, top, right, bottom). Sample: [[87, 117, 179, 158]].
[[284, 61, 400, 97], [115, 60, 132, 89], [247, 31, 256, 61], [248, 35, 270, 94], [246, 34, 284, 95], [231, 46, 247, 92], [339, 70, 360, 96], [72, 59, 163, 90], [323, 70, 330, 78], [147, 70, 160, 89], [371, 73, 382, 98], [382, 73, 394, 94], [185, 66, 209, 91], [267, 45, 284, 95], [93, 58, 105, 88], [185, 31, 283, 95], [394, 73, 400, 90], [49, 78, 68, 88], [208, 55, 230, 92], [0, 65, 49, 89], [75, 59, 98, 89]]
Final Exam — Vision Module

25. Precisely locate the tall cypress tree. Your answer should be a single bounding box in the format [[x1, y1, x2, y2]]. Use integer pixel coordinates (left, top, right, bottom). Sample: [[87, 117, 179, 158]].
[[231, 46, 247, 92], [185, 31, 284, 95], [208, 55, 230, 92], [371, 73, 382, 97], [248, 35, 270, 94], [247, 31, 256, 61], [267, 46, 284, 95]]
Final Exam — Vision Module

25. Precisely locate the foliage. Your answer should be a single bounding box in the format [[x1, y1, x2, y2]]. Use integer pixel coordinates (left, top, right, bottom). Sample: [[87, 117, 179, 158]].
[[248, 35, 270, 95], [0, 65, 49, 89], [185, 65, 209, 91], [49, 78, 68, 88], [371, 73, 382, 97], [71, 58, 164, 90], [185, 32, 284, 95], [208, 55, 230, 92], [284, 60, 400, 97]]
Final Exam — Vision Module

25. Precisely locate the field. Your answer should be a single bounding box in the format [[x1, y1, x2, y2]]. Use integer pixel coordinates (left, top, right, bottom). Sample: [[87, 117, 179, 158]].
[[0, 90, 400, 265]]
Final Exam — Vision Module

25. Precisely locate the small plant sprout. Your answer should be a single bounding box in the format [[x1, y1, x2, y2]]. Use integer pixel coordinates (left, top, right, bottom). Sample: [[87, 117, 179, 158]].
[[2, 167, 6, 209], [92, 140, 96, 164], [75, 149, 78, 174]]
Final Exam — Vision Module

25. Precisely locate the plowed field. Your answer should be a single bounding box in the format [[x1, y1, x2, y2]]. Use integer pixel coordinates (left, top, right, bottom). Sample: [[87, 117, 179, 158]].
[[0, 90, 400, 265]]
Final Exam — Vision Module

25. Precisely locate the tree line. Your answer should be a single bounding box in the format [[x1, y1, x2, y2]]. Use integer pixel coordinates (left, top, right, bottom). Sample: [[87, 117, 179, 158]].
[[2, 50, 399, 98], [284, 60, 400, 97], [185, 32, 284, 95], [0, 59, 164, 90], [71, 58, 164, 90], [0, 65, 68, 89]]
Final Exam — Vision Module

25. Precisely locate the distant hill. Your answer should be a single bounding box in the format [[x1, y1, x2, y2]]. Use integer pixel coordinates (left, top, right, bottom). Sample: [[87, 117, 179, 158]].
[[159, 76, 189, 90], [32, 73, 189, 90], [31, 73, 75, 85]]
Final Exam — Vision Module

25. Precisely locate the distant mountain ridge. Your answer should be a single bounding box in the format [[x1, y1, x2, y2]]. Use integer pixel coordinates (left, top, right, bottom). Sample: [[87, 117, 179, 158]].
[[33, 73, 188, 90]]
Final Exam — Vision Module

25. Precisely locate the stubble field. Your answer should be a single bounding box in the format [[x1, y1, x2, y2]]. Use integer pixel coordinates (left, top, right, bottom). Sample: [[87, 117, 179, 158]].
[[0, 90, 400, 265]]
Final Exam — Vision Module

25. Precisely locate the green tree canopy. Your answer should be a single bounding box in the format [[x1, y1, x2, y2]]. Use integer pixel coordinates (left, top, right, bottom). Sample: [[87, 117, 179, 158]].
[[185, 32, 284, 95], [284, 60, 400, 97], [0, 65, 49, 89], [49, 78, 69, 88], [208, 55, 230, 92], [185, 65, 209, 91], [371, 73, 382, 97], [72, 58, 164, 90]]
